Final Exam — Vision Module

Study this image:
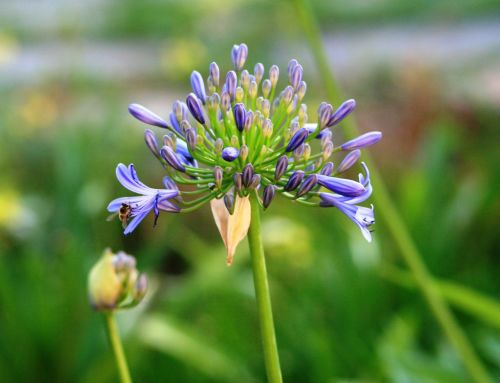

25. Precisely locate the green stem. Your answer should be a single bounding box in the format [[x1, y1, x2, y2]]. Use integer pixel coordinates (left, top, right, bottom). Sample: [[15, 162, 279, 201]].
[[292, 1, 490, 382], [248, 193, 283, 383], [104, 311, 132, 383]]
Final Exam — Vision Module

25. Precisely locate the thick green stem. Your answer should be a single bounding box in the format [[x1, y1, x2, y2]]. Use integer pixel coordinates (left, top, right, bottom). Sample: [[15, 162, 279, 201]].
[[104, 311, 133, 383], [248, 193, 283, 383], [291, 0, 490, 382]]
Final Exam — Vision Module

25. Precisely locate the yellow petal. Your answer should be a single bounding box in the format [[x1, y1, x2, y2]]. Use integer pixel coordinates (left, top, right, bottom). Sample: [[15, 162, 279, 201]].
[[210, 196, 251, 265]]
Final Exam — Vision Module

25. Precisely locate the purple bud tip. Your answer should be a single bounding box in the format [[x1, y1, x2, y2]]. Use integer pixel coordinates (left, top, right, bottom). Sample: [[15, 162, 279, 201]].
[[225, 70, 237, 99], [209, 62, 220, 87], [341, 131, 382, 151], [242, 163, 254, 187], [161, 146, 186, 172], [186, 93, 205, 125], [320, 162, 334, 176], [337, 149, 361, 173], [128, 104, 168, 129], [317, 175, 365, 197], [232, 43, 248, 71], [284, 171, 305, 192], [286, 128, 309, 152], [190, 71, 207, 104], [222, 147, 240, 162], [275, 155, 289, 180], [233, 103, 246, 132], [263, 185, 276, 209], [327, 99, 356, 127], [144, 129, 160, 157], [296, 174, 318, 197]]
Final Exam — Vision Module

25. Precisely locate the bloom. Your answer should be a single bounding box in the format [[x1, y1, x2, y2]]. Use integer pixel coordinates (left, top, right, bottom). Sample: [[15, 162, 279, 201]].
[[110, 44, 381, 258], [107, 163, 179, 234]]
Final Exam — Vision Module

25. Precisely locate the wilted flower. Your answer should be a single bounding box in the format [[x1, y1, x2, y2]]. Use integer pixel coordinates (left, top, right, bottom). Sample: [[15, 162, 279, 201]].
[[109, 44, 381, 263], [88, 249, 148, 311]]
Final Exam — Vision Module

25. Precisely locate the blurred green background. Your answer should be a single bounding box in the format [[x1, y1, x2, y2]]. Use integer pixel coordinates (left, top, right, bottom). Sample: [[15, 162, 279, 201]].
[[0, 0, 499, 382]]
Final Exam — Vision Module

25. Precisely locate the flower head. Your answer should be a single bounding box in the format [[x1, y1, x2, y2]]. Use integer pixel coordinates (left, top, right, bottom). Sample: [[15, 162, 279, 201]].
[[109, 44, 381, 259]]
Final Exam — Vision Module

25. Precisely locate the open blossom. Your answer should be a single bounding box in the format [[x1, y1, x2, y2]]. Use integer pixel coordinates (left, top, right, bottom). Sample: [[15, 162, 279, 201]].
[[108, 44, 381, 261]]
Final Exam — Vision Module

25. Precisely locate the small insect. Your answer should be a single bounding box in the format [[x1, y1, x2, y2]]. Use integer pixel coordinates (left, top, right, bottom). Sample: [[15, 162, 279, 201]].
[[107, 203, 132, 229]]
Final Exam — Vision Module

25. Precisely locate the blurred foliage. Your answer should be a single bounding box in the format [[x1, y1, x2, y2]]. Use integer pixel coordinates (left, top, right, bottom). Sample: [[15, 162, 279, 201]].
[[0, 0, 499, 382]]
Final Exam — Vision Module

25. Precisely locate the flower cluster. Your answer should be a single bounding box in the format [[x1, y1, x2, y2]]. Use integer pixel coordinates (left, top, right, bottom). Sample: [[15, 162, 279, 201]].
[[108, 43, 381, 258]]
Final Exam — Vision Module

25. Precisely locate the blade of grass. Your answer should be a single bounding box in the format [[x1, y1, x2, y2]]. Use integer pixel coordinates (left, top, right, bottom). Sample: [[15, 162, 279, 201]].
[[291, 0, 490, 382], [380, 264, 500, 329]]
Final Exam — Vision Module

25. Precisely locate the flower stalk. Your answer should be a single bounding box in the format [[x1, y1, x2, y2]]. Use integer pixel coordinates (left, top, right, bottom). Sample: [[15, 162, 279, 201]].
[[248, 192, 283, 383], [104, 311, 132, 383]]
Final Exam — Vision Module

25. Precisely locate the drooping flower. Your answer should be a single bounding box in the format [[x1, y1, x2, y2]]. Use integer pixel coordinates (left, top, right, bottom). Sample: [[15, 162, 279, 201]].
[[107, 164, 179, 234], [109, 44, 382, 261]]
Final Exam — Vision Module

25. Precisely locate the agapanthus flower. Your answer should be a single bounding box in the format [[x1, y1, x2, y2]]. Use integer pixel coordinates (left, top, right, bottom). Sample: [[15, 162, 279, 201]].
[[108, 43, 381, 262]]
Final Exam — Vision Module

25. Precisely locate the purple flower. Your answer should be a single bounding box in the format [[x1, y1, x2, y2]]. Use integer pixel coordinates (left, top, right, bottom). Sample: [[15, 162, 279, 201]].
[[320, 193, 375, 242], [107, 164, 179, 234], [319, 162, 374, 241], [128, 104, 168, 129], [341, 131, 382, 151]]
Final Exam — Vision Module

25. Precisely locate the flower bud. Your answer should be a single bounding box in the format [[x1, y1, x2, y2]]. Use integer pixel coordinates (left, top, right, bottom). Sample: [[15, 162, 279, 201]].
[[186, 93, 205, 125], [275, 155, 289, 180], [340, 131, 382, 151], [221, 91, 231, 111], [215, 138, 224, 153], [233, 103, 246, 132], [320, 162, 334, 176], [88, 249, 147, 311], [161, 145, 186, 172], [296, 174, 318, 197], [290, 63, 303, 90], [297, 81, 307, 101], [209, 62, 220, 87], [318, 102, 333, 130], [144, 129, 160, 158], [262, 185, 276, 209], [241, 69, 250, 91], [129, 104, 168, 129], [269, 65, 279, 87], [233, 172, 243, 194], [225, 70, 237, 100], [235, 86, 244, 103], [239, 144, 249, 161], [222, 147, 239, 162], [231, 43, 248, 71], [284, 171, 305, 192], [286, 128, 309, 152], [337, 149, 361, 173], [242, 163, 254, 187], [254, 63, 264, 84], [327, 99, 356, 127], [190, 70, 207, 104], [214, 166, 223, 188], [248, 174, 261, 190], [186, 128, 197, 151], [322, 141, 334, 161], [262, 79, 272, 99], [223, 193, 235, 214]]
